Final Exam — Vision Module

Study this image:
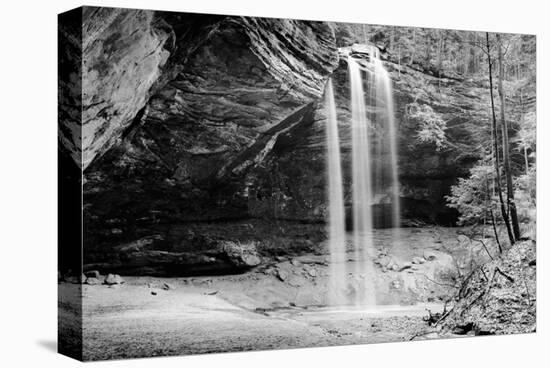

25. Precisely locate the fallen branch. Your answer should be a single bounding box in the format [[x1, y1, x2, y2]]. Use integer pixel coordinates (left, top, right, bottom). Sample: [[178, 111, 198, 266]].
[[409, 331, 435, 341], [460, 289, 486, 317], [422, 274, 458, 288], [472, 238, 494, 261], [434, 307, 454, 327], [495, 267, 515, 283]]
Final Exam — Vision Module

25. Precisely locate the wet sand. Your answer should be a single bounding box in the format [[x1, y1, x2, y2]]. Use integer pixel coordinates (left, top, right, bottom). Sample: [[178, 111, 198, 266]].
[[79, 281, 443, 361]]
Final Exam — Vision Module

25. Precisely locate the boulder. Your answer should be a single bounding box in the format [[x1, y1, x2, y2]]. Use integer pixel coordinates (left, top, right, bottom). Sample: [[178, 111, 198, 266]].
[[63, 275, 79, 284], [104, 274, 125, 285], [220, 241, 261, 268], [161, 283, 174, 291], [378, 255, 392, 268], [399, 262, 413, 271], [290, 259, 302, 267], [85, 277, 101, 285], [275, 268, 289, 282], [424, 251, 438, 261], [390, 280, 401, 289]]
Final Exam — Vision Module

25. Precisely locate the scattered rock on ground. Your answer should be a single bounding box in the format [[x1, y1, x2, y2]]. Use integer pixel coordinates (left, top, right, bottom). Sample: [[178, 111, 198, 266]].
[[423, 251, 438, 261], [86, 277, 101, 285], [378, 255, 392, 267], [291, 259, 301, 267], [104, 274, 125, 285], [63, 275, 79, 284], [161, 283, 174, 290], [399, 262, 413, 271], [221, 241, 262, 268], [275, 268, 289, 282]]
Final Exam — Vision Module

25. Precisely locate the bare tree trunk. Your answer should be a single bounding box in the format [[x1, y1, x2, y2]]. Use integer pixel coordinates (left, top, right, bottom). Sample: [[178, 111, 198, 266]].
[[409, 28, 416, 66], [398, 45, 401, 77], [490, 210, 503, 253], [425, 31, 431, 66], [472, 33, 478, 74], [484, 159, 502, 253], [464, 42, 469, 74], [496, 34, 521, 241], [523, 146, 529, 175], [486, 32, 515, 245], [519, 91, 529, 175], [438, 30, 443, 71]]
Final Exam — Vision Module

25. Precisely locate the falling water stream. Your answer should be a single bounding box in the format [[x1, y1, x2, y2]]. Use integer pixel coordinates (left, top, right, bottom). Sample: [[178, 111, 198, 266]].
[[374, 58, 401, 230], [325, 79, 347, 305], [349, 57, 376, 306], [326, 44, 400, 307]]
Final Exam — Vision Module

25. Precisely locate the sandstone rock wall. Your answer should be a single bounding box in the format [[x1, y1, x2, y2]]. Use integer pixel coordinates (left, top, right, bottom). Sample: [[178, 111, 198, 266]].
[[80, 10, 338, 272]]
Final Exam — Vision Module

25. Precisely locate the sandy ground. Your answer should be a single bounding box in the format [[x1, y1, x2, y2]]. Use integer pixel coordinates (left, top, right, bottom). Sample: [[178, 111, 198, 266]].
[[59, 227, 500, 361], [78, 282, 444, 361]]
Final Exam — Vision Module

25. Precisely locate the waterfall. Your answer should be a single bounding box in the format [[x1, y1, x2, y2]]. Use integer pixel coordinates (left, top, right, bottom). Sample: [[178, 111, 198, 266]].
[[324, 79, 346, 305], [349, 56, 375, 306], [374, 58, 401, 230], [325, 45, 400, 308]]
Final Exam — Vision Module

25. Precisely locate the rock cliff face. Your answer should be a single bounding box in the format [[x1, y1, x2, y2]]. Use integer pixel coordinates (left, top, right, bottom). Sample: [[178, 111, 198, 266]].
[[74, 9, 505, 275], [59, 8, 172, 168], [81, 9, 338, 273]]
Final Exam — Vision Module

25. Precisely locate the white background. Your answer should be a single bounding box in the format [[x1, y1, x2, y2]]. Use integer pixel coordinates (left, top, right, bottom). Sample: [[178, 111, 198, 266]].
[[0, 0, 547, 366]]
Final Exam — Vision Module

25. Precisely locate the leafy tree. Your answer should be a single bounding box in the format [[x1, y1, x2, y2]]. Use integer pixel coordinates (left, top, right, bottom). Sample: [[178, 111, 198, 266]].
[[406, 102, 448, 151], [446, 164, 496, 225]]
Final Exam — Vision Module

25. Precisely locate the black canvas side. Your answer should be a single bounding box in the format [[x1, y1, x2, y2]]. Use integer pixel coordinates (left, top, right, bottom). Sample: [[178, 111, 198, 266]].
[[57, 6, 83, 362]]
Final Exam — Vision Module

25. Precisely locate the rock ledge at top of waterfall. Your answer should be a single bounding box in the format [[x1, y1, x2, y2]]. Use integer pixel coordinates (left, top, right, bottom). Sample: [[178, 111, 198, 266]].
[[338, 43, 381, 62]]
